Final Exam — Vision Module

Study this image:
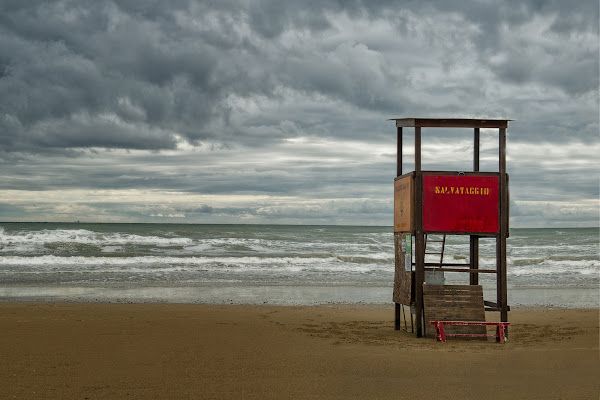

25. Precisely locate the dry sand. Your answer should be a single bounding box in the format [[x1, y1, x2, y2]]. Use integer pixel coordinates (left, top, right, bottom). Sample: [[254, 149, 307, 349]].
[[0, 303, 597, 399]]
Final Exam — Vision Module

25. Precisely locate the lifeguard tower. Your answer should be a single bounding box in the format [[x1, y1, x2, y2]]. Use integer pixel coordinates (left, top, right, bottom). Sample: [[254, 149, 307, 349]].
[[391, 118, 510, 339]]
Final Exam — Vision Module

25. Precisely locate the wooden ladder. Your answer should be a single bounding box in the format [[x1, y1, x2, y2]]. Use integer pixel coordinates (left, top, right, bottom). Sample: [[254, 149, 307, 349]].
[[424, 234, 446, 265]]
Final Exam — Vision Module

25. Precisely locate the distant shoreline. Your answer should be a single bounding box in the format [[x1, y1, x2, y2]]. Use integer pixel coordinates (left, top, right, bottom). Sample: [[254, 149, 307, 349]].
[[0, 284, 597, 309], [1, 221, 599, 229]]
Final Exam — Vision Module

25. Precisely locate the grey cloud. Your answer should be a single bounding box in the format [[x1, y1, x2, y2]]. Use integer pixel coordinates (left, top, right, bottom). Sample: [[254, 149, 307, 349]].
[[0, 0, 597, 227], [194, 205, 215, 214], [2, 0, 597, 153], [247, 0, 329, 38]]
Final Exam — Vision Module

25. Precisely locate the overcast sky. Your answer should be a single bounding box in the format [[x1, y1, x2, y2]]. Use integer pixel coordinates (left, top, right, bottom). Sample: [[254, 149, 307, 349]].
[[0, 0, 598, 227]]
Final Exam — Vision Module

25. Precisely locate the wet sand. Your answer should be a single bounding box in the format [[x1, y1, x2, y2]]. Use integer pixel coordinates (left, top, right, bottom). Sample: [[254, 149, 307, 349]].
[[0, 303, 598, 399]]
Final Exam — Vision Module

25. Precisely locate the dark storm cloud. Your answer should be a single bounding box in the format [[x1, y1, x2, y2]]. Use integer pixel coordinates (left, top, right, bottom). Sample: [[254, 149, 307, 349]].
[[1, 1, 224, 152], [1, 0, 594, 153]]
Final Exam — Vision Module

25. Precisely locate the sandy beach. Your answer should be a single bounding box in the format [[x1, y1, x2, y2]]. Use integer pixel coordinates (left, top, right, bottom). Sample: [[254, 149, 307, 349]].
[[0, 303, 597, 399]]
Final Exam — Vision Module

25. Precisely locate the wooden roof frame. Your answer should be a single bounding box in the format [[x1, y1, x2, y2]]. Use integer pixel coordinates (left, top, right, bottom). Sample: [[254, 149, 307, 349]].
[[390, 118, 511, 129]]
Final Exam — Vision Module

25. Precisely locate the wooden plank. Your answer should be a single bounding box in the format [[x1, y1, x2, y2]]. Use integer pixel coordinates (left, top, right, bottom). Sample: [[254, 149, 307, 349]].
[[422, 171, 500, 177], [425, 268, 495, 273], [425, 301, 483, 308], [425, 263, 470, 266], [425, 309, 484, 317], [424, 290, 482, 296], [424, 300, 485, 307], [426, 313, 484, 319], [425, 301, 484, 306], [425, 307, 485, 313], [423, 295, 484, 301], [423, 284, 482, 293], [424, 298, 484, 304], [393, 233, 412, 305], [427, 316, 485, 324], [424, 297, 482, 301], [423, 290, 482, 296], [425, 304, 484, 310], [425, 310, 485, 319], [425, 306, 480, 313], [394, 175, 414, 232], [393, 118, 510, 129]]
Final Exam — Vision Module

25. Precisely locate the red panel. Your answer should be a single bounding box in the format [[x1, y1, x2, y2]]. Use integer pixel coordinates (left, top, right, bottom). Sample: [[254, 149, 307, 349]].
[[423, 175, 499, 233]]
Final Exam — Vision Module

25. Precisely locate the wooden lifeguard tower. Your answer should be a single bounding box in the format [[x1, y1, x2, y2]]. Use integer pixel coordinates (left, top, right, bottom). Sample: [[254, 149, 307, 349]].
[[391, 118, 510, 338]]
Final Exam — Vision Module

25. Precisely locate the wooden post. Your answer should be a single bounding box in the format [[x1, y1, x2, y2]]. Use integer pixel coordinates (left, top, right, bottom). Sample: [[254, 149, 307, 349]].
[[470, 237, 479, 285], [414, 127, 425, 337], [394, 127, 403, 330], [473, 128, 480, 171], [470, 128, 480, 285], [397, 127, 402, 177], [498, 127, 508, 323]]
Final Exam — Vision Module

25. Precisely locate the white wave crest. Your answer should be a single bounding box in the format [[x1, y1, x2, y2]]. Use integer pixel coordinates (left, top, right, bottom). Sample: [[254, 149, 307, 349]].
[[0, 255, 389, 274], [0, 228, 193, 248]]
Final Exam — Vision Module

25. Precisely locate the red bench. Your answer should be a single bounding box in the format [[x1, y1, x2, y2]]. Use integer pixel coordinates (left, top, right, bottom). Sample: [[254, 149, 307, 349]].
[[429, 321, 510, 343]]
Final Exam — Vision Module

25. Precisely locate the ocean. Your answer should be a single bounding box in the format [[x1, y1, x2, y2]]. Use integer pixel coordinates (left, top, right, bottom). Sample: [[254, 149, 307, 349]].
[[0, 223, 598, 308]]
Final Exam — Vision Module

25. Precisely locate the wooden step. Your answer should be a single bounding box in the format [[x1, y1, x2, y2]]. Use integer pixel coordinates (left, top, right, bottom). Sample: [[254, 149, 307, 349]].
[[423, 284, 486, 338]]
